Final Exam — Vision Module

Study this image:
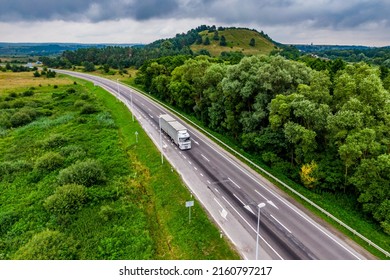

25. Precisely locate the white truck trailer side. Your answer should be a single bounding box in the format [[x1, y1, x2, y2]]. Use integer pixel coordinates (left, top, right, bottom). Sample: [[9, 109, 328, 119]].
[[159, 114, 191, 150]]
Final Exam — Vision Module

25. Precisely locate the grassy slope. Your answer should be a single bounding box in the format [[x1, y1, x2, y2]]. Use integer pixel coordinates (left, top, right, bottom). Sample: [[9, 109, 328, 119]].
[[191, 28, 276, 56], [0, 72, 239, 260]]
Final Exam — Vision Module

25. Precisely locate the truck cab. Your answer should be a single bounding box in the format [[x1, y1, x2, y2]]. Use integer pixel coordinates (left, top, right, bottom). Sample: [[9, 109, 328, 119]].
[[178, 130, 191, 150]]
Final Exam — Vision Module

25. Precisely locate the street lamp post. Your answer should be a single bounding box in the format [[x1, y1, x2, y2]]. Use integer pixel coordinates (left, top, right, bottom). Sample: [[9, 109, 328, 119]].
[[256, 202, 266, 260]]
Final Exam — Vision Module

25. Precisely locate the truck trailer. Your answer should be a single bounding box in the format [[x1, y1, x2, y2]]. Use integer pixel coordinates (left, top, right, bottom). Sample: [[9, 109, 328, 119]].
[[159, 114, 191, 150]]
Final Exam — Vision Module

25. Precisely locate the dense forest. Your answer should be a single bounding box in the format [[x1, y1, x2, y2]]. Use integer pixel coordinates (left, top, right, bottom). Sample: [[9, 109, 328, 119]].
[[296, 45, 390, 67], [134, 54, 390, 235]]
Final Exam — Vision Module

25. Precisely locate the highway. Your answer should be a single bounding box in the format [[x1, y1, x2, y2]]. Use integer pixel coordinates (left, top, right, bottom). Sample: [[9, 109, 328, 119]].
[[57, 70, 372, 260]]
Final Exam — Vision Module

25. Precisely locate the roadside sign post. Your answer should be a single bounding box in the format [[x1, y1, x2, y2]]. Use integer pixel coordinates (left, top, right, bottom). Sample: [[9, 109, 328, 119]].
[[185, 200, 194, 223]]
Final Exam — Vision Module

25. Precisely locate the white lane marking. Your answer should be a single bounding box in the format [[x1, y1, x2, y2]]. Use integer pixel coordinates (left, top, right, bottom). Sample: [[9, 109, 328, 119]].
[[221, 196, 283, 260], [214, 197, 223, 208], [255, 189, 268, 201], [271, 214, 292, 233], [194, 166, 198, 171], [207, 180, 211, 184], [188, 161, 192, 165], [233, 193, 245, 206], [200, 173, 204, 177], [148, 114, 154, 119], [201, 154, 210, 162], [193, 140, 199, 145], [215, 188, 220, 194], [183, 155, 187, 160], [228, 177, 241, 189]]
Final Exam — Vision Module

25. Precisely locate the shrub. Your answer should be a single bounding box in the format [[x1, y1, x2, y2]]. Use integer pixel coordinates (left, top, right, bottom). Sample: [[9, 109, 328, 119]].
[[13, 230, 78, 260], [0, 211, 20, 235], [60, 145, 86, 162], [0, 112, 11, 128], [22, 90, 34, 97], [41, 134, 68, 149], [66, 88, 76, 94], [35, 152, 64, 171], [12, 100, 25, 108], [74, 100, 86, 108], [44, 184, 87, 215], [10, 111, 32, 127], [51, 92, 66, 100], [80, 104, 99, 114], [80, 93, 89, 100], [96, 112, 117, 128], [0, 102, 10, 109], [58, 159, 106, 187], [0, 160, 33, 180]]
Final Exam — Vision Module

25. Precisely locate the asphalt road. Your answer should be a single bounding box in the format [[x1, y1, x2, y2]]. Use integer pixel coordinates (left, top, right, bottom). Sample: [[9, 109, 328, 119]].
[[57, 70, 373, 260]]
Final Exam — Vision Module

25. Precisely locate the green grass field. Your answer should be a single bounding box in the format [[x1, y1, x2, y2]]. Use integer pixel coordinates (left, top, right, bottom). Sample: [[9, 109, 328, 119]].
[[0, 72, 239, 260]]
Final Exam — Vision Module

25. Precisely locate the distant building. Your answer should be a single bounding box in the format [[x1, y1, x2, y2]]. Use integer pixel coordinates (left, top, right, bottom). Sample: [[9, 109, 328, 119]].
[[36, 61, 42, 65]]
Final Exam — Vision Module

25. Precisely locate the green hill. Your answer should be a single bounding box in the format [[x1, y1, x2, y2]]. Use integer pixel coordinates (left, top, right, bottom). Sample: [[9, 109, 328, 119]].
[[191, 28, 277, 56]]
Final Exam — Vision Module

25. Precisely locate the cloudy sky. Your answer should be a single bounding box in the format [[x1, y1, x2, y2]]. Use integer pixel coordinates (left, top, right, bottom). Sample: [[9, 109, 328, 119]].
[[0, 0, 389, 46]]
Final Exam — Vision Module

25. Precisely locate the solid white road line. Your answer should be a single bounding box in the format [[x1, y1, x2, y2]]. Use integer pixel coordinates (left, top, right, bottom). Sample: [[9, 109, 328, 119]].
[[271, 214, 292, 233], [228, 177, 241, 189]]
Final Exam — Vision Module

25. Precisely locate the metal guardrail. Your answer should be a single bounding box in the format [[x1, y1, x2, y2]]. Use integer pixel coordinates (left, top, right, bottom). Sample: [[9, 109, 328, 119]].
[[128, 85, 390, 259]]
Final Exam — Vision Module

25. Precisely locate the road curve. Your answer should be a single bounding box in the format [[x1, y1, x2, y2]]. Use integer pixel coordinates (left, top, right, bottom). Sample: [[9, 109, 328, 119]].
[[57, 70, 373, 260]]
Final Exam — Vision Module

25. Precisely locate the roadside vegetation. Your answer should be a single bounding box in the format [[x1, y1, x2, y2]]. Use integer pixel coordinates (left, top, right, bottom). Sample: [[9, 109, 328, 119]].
[[0, 72, 239, 260]]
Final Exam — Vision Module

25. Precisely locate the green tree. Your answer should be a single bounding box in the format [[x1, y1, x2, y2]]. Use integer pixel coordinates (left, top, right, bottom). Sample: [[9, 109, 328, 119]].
[[213, 30, 219, 41], [204, 37, 210, 45], [82, 61, 95, 72], [219, 35, 227, 46], [249, 38, 255, 47], [350, 155, 390, 234]]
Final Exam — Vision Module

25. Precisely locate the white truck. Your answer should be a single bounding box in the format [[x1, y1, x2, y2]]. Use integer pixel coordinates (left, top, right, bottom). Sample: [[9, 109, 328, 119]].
[[159, 114, 191, 150]]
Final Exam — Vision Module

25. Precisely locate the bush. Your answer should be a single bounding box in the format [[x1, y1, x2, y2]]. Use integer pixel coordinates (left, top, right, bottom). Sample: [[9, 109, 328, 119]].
[[96, 112, 117, 128], [73, 100, 86, 108], [0, 102, 10, 109], [22, 90, 34, 97], [44, 184, 87, 215], [58, 159, 106, 187], [66, 88, 76, 94], [0, 160, 33, 180], [12, 100, 25, 108], [80, 104, 99, 115], [80, 93, 89, 100], [10, 112, 32, 127], [35, 152, 64, 171], [13, 230, 78, 260], [42, 134, 68, 149], [60, 145, 86, 162], [0, 112, 11, 128]]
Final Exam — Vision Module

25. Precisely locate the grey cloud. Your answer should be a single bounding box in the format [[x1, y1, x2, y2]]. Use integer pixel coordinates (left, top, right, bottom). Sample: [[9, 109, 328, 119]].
[[0, 0, 389, 32], [0, 0, 179, 22]]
